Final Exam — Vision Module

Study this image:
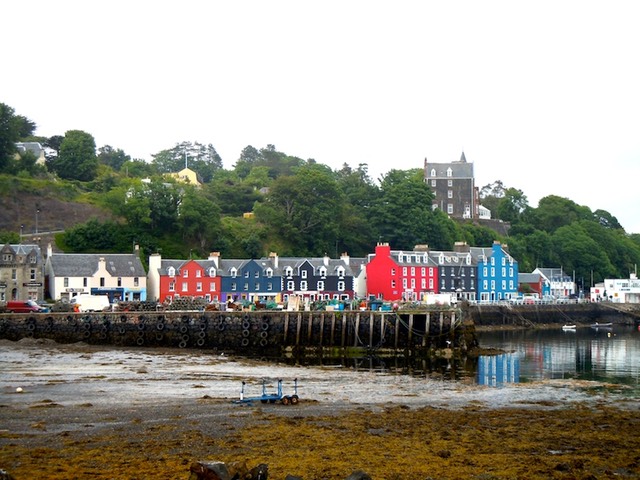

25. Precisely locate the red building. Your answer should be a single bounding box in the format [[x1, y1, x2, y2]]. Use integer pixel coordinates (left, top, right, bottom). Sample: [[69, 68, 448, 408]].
[[366, 243, 438, 301], [153, 258, 222, 304]]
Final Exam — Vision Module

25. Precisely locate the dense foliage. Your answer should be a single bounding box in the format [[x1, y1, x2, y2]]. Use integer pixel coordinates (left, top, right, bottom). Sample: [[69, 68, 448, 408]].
[[2, 102, 640, 287]]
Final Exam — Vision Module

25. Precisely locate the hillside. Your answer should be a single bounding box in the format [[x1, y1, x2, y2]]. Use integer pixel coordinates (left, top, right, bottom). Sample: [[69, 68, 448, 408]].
[[0, 192, 113, 252]]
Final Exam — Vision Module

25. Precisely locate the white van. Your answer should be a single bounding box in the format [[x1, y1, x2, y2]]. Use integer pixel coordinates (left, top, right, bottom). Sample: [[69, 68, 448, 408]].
[[70, 294, 111, 312]]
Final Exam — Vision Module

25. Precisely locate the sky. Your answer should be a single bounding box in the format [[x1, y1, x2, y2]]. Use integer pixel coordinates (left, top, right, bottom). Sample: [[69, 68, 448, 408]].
[[3, 1, 640, 232]]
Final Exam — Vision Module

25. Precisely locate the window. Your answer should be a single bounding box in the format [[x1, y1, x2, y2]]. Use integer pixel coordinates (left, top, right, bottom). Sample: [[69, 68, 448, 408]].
[[168, 267, 175, 277], [411, 278, 415, 289], [231, 268, 237, 278], [30, 269, 36, 281], [196, 282, 202, 292], [337, 267, 345, 278], [243, 283, 248, 291], [430, 168, 436, 177], [301, 270, 307, 279], [244, 271, 249, 278], [183, 269, 188, 278], [300, 281, 308, 291], [483, 267, 488, 277], [446, 167, 452, 177], [502, 267, 506, 277], [100, 277, 105, 287], [255, 271, 259, 278], [410, 267, 415, 276], [2, 254, 12, 262], [337, 281, 345, 291], [285, 267, 293, 277], [169, 281, 175, 292], [29, 255, 36, 264], [421, 267, 426, 276], [287, 281, 294, 290], [421, 279, 426, 289], [391, 268, 396, 276], [231, 282, 237, 291], [491, 267, 495, 277], [255, 283, 260, 290], [134, 277, 139, 287], [182, 282, 188, 292], [447, 179, 453, 187], [431, 179, 436, 187], [319, 267, 327, 278], [403, 267, 407, 276], [209, 267, 216, 277], [429, 278, 434, 289], [210, 282, 216, 291], [267, 283, 273, 291], [196, 270, 202, 278], [447, 190, 453, 198], [266, 268, 273, 278], [117, 277, 122, 287], [402, 278, 407, 288], [391, 280, 396, 288], [83, 278, 88, 287], [447, 204, 453, 214], [317, 281, 325, 291]]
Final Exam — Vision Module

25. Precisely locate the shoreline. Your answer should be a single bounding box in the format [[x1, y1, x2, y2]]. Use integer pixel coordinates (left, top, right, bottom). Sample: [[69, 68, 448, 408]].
[[1, 338, 639, 479]]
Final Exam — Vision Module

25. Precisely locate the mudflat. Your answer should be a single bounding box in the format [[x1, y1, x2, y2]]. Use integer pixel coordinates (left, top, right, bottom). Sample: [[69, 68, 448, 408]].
[[1, 339, 639, 479]]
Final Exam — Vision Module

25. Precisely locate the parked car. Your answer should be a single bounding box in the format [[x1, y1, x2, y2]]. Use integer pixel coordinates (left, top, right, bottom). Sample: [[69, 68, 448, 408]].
[[5, 300, 47, 313]]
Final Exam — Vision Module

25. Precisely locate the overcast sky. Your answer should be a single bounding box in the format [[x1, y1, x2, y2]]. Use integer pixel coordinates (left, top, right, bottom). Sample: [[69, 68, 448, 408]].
[[3, 1, 639, 232]]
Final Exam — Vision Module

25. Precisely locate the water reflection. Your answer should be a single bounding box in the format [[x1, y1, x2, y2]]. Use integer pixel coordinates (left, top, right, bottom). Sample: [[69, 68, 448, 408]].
[[476, 325, 640, 391], [476, 353, 520, 386]]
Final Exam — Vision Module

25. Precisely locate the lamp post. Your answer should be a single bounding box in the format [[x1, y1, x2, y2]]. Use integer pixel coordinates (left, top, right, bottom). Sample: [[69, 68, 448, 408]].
[[35, 208, 39, 235], [20, 224, 23, 243]]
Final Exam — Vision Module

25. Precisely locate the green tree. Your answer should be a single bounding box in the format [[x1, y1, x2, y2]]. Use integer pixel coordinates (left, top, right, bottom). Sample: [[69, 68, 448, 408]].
[[151, 141, 222, 183], [370, 169, 436, 250], [0, 103, 36, 171], [531, 195, 592, 233], [53, 130, 98, 181], [204, 170, 262, 216], [496, 188, 529, 223], [177, 188, 222, 251], [254, 163, 343, 255], [98, 145, 131, 171]]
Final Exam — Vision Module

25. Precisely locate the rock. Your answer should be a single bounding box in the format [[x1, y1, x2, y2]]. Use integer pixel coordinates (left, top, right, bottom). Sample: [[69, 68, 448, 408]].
[[189, 461, 230, 480], [284, 475, 303, 480], [345, 471, 372, 480], [0, 470, 16, 480], [248, 463, 268, 479]]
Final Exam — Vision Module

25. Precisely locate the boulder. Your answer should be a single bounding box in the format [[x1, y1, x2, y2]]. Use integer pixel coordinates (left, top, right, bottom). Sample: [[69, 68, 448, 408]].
[[189, 461, 230, 480]]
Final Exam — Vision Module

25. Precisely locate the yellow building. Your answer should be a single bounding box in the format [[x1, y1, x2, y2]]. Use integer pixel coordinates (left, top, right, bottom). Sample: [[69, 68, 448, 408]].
[[168, 167, 202, 187]]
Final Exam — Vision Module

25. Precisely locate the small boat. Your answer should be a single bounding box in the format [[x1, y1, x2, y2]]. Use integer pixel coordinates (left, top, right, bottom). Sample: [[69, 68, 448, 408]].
[[562, 324, 577, 330], [590, 322, 613, 328]]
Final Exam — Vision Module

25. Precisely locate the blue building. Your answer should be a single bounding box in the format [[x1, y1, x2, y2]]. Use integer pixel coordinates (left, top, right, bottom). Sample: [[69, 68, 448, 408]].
[[471, 241, 518, 302]]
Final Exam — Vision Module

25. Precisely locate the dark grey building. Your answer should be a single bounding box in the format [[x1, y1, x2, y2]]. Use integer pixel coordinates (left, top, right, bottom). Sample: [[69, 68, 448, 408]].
[[424, 152, 479, 219]]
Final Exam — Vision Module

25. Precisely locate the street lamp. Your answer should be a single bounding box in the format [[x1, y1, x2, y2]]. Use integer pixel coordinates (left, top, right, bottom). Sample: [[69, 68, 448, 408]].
[[20, 224, 23, 243], [35, 208, 40, 235]]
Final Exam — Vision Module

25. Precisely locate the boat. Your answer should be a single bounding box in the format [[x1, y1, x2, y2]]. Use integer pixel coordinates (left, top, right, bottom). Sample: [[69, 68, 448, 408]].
[[590, 322, 613, 328], [562, 324, 577, 330]]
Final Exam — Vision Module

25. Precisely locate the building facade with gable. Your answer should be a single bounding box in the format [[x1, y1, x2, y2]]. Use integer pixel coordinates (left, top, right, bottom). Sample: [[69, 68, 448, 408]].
[[148, 253, 221, 304], [45, 245, 147, 302], [424, 152, 479, 220], [471, 241, 519, 302], [428, 242, 478, 302], [0, 244, 45, 302], [366, 243, 439, 301]]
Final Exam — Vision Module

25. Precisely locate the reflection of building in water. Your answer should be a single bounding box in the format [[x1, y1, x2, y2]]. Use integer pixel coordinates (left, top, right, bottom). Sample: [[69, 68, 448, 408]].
[[477, 353, 520, 386]]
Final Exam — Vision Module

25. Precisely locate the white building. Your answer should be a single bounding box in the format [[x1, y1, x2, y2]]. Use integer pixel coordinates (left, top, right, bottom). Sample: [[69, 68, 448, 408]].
[[590, 274, 640, 303], [45, 244, 147, 303]]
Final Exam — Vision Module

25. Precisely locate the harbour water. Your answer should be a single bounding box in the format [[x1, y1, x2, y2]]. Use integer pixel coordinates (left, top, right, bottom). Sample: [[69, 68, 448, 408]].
[[475, 324, 640, 394]]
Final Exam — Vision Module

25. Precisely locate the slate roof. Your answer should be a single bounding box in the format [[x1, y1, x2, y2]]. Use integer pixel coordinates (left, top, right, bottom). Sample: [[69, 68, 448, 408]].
[[48, 253, 146, 277], [425, 152, 474, 178], [1, 244, 43, 262]]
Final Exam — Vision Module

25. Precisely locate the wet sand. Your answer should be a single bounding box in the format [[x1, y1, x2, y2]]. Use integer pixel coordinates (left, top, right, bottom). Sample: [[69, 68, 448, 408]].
[[1, 339, 639, 479]]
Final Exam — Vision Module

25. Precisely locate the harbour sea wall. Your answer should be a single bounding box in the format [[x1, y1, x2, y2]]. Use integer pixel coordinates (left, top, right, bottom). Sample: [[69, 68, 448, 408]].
[[0, 309, 465, 355], [1, 303, 638, 355]]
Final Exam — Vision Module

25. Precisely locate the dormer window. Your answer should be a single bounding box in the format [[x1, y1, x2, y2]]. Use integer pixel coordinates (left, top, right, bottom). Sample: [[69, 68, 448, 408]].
[[430, 168, 436, 177], [337, 267, 345, 278], [168, 267, 176, 277], [446, 167, 452, 177], [266, 268, 273, 278], [208, 267, 216, 277], [284, 267, 293, 278], [319, 267, 327, 278], [231, 268, 237, 278]]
